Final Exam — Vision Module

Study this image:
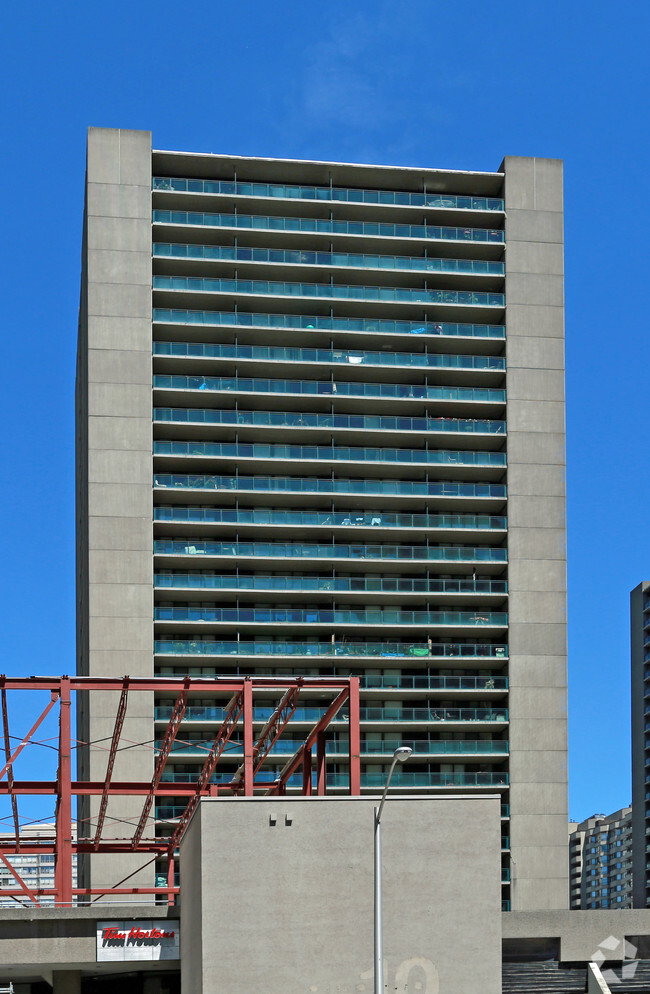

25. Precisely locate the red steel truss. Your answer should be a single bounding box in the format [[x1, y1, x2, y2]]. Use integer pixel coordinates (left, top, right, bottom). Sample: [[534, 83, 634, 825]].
[[0, 675, 360, 907]]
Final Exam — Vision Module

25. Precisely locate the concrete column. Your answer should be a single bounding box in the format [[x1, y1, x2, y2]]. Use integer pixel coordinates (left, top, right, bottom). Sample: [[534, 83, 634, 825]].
[[502, 156, 568, 910], [76, 127, 154, 893], [52, 970, 82, 994]]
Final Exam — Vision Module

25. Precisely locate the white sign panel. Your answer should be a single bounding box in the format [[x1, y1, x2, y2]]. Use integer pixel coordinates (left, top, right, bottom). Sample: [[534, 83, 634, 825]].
[[97, 920, 180, 962]]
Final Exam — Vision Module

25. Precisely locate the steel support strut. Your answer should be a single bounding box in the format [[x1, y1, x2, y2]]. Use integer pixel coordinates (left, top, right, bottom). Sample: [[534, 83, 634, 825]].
[[167, 690, 245, 851], [132, 679, 189, 849], [1, 689, 20, 847], [54, 677, 73, 906], [348, 676, 361, 795], [269, 685, 352, 795], [0, 675, 355, 904], [243, 678, 254, 796], [93, 680, 129, 850]]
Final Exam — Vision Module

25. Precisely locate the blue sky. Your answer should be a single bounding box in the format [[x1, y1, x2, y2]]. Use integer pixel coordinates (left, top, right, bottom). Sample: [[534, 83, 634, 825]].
[[1, 0, 648, 822]]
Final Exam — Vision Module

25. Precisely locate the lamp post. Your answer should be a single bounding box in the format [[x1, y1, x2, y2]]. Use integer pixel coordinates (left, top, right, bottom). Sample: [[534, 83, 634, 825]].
[[374, 746, 412, 994]]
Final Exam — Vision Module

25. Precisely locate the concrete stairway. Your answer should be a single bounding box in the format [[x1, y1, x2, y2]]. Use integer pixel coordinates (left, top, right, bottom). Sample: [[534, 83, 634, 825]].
[[502, 962, 586, 994], [601, 960, 650, 992]]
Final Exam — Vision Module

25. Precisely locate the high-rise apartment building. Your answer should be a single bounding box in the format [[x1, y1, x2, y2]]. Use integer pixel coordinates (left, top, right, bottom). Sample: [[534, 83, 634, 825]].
[[631, 581, 650, 906], [76, 128, 567, 910], [0, 824, 78, 907], [569, 808, 633, 909]]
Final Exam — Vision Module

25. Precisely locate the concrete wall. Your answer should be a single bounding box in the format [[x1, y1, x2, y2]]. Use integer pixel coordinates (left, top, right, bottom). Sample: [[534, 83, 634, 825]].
[[502, 156, 568, 910], [630, 582, 648, 907], [180, 795, 502, 994], [504, 908, 650, 963], [0, 906, 178, 987], [76, 128, 154, 891]]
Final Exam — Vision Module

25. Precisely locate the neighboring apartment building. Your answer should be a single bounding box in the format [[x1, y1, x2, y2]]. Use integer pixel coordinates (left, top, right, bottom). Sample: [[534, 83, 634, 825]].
[[0, 824, 77, 907], [631, 581, 650, 906], [76, 128, 567, 910], [569, 808, 633, 909]]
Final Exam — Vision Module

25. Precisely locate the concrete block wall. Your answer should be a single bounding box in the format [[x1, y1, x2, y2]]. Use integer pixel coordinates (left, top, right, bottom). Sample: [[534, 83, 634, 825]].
[[76, 128, 154, 891], [502, 156, 568, 910]]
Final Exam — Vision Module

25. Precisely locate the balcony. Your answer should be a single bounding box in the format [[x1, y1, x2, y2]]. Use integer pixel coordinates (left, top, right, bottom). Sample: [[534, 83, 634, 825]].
[[152, 275, 505, 310], [152, 341, 507, 376], [152, 507, 507, 534], [154, 571, 508, 597], [152, 176, 505, 212], [153, 539, 508, 566], [153, 705, 508, 724], [153, 242, 505, 277], [153, 377, 506, 409], [153, 308, 505, 340], [152, 210, 505, 245], [153, 440, 507, 474], [153, 672, 507, 692], [153, 408, 506, 443], [154, 639, 508, 660], [153, 474, 507, 504], [154, 770, 508, 814], [153, 736, 508, 758], [153, 606, 508, 630]]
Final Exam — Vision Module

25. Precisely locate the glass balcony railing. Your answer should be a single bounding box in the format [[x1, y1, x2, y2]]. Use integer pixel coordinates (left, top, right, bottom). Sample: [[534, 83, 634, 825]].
[[153, 507, 507, 532], [152, 176, 505, 212], [154, 639, 508, 659], [155, 770, 509, 813], [153, 242, 505, 276], [154, 408, 506, 436], [153, 574, 507, 596], [363, 674, 508, 690], [152, 341, 507, 375], [312, 739, 508, 756], [153, 673, 505, 693], [153, 309, 505, 339], [154, 375, 505, 404], [153, 441, 507, 469], [153, 539, 507, 563], [361, 706, 508, 722], [153, 705, 508, 723], [153, 607, 508, 626], [153, 474, 507, 500], [153, 734, 507, 757], [152, 210, 506, 244], [153, 275, 505, 308]]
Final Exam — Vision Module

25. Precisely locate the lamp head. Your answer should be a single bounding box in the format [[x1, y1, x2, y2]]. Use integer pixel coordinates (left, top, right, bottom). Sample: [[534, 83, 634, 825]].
[[394, 746, 413, 763]]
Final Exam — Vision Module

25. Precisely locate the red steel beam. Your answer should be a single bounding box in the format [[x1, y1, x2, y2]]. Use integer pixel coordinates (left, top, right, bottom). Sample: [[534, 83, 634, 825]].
[[348, 676, 361, 796], [1, 689, 20, 847], [228, 684, 302, 792], [268, 685, 351, 795], [316, 731, 326, 795], [242, 679, 254, 796], [0, 689, 58, 781], [0, 676, 351, 692], [302, 746, 312, 795], [132, 679, 190, 849], [93, 680, 129, 849], [167, 690, 244, 852], [54, 677, 73, 906]]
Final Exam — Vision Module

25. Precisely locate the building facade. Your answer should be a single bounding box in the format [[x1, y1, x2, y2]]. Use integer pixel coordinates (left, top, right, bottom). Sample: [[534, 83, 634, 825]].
[[569, 808, 633, 909], [0, 825, 78, 908], [631, 581, 650, 906], [76, 128, 567, 910]]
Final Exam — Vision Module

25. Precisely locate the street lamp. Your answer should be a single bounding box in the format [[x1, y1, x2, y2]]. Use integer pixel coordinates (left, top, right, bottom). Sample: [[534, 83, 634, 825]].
[[374, 746, 412, 994]]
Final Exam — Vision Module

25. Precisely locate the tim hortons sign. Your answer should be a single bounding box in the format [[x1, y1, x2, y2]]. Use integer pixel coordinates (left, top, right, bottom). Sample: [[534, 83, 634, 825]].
[[97, 920, 180, 962]]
